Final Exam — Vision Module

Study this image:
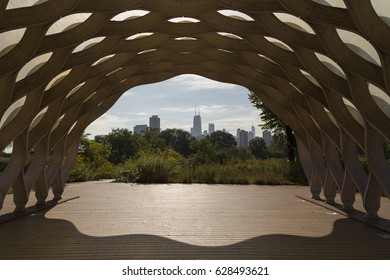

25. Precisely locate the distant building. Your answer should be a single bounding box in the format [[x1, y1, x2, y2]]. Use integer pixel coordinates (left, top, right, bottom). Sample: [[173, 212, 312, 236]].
[[191, 107, 202, 138], [149, 115, 160, 132], [251, 125, 255, 138], [248, 131, 254, 142], [134, 124, 148, 136], [236, 128, 241, 143], [239, 130, 249, 147], [209, 123, 215, 135], [263, 130, 272, 147]]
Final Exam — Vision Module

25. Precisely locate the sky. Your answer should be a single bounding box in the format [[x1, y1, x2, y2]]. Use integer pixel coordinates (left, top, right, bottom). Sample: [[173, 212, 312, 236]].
[[85, 74, 263, 138]]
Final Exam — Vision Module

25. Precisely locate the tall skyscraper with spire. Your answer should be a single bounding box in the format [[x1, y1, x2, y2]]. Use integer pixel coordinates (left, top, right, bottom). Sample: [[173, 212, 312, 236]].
[[191, 106, 202, 138]]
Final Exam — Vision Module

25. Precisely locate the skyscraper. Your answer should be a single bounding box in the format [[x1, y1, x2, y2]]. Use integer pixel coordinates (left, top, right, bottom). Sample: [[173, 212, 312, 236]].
[[239, 130, 249, 147], [263, 130, 272, 147], [134, 124, 148, 136], [248, 131, 254, 142], [247, 125, 255, 142], [191, 107, 202, 138], [149, 115, 160, 132], [209, 123, 215, 135]]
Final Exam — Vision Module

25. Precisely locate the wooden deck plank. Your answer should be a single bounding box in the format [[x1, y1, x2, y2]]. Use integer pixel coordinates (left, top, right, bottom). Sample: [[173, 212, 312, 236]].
[[0, 182, 389, 259]]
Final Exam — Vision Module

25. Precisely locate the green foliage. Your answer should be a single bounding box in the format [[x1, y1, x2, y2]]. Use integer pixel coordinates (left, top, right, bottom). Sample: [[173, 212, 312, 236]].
[[248, 91, 296, 161], [116, 156, 307, 186], [249, 137, 267, 159], [189, 139, 221, 164], [159, 128, 193, 157], [83, 140, 111, 162], [67, 136, 119, 182], [67, 155, 95, 182], [68, 157, 118, 182], [190, 165, 217, 184], [106, 128, 147, 164], [287, 160, 309, 185], [68, 125, 308, 185], [209, 130, 237, 149], [119, 148, 185, 183], [230, 147, 253, 161], [143, 130, 166, 151], [248, 92, 285, 133]]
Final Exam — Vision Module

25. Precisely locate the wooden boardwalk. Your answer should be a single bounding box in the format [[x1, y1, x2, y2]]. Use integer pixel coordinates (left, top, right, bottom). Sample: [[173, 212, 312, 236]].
[[0, 181, 389, 259]]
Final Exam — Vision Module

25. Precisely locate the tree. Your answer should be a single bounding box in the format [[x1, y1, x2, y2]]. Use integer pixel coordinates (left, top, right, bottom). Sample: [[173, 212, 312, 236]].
[[94, 134, 108, 144], [106, 128, 146, 164], [248, 92, 296, 161], [83, 140, 111, 162], [159, 128, 193, 157], [143, 130, 166, 151], [70, 133, 116, 181], [190, 139, 219, 164], [209, 131, 237, 149], [249, 137, 268, 159]]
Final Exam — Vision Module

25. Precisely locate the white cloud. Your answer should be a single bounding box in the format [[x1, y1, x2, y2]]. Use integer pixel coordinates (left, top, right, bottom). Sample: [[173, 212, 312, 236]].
[[161, 107, 194, 113], [160, 105, 229, 115], [198, 105, 229, 114], [85, 113, 131, 137], [170, 74, 238, 91]]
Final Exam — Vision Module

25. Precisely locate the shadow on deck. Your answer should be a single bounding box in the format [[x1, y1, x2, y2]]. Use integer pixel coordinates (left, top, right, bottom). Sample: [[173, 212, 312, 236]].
[[0, 212, 389, 259], [0, 183, 389, 259]]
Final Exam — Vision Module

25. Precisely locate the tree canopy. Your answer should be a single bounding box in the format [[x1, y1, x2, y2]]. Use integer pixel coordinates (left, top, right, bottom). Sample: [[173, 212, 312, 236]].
[[105, 128, 146, 164], [159, 128, 193, 157], [209, 130, 237, 149], [249, 137, 267, 159], [248, 92, 296, 161]]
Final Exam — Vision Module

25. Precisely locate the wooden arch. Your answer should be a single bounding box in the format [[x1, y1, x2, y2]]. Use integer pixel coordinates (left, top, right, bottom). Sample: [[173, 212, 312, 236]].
[[0, 0, 389, 218]]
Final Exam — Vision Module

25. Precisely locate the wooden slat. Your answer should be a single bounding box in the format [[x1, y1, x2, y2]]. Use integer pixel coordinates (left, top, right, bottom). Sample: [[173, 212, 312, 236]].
[[0, 181, 389, 259]]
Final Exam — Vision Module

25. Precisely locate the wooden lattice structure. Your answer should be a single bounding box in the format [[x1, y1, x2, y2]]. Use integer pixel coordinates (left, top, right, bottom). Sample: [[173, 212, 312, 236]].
[[0, 0, 389, 218]]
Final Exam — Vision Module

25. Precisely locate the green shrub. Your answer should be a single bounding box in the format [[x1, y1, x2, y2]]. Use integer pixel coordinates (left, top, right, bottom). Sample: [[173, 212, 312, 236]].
[[115, 154, 308, 185], [191, 165, 216, 184], [119, 148, 185, 183], [287, 160, 308, 185], [93, 160, 119, 180], [67, 156, 95, 182], [67, 155, 119, 182], [134, 152, 169, 183]]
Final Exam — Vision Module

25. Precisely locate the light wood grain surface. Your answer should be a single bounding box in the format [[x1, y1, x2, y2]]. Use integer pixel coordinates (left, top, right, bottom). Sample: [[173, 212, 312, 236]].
[[0, 181, 389, 259]]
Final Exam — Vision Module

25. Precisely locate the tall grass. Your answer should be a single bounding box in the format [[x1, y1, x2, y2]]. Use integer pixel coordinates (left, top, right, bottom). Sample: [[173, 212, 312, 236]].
[[2, 152, 308, 186], [67, 155, 119, 182], [117, 151, 307, 185], [173, 159, 307, 185], [118, 149, 185, 183]]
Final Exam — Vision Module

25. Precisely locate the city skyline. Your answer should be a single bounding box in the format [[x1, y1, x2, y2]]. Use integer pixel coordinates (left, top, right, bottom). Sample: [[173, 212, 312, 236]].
[[85, 74, 264, 139], [131, 112, 257, 140]]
